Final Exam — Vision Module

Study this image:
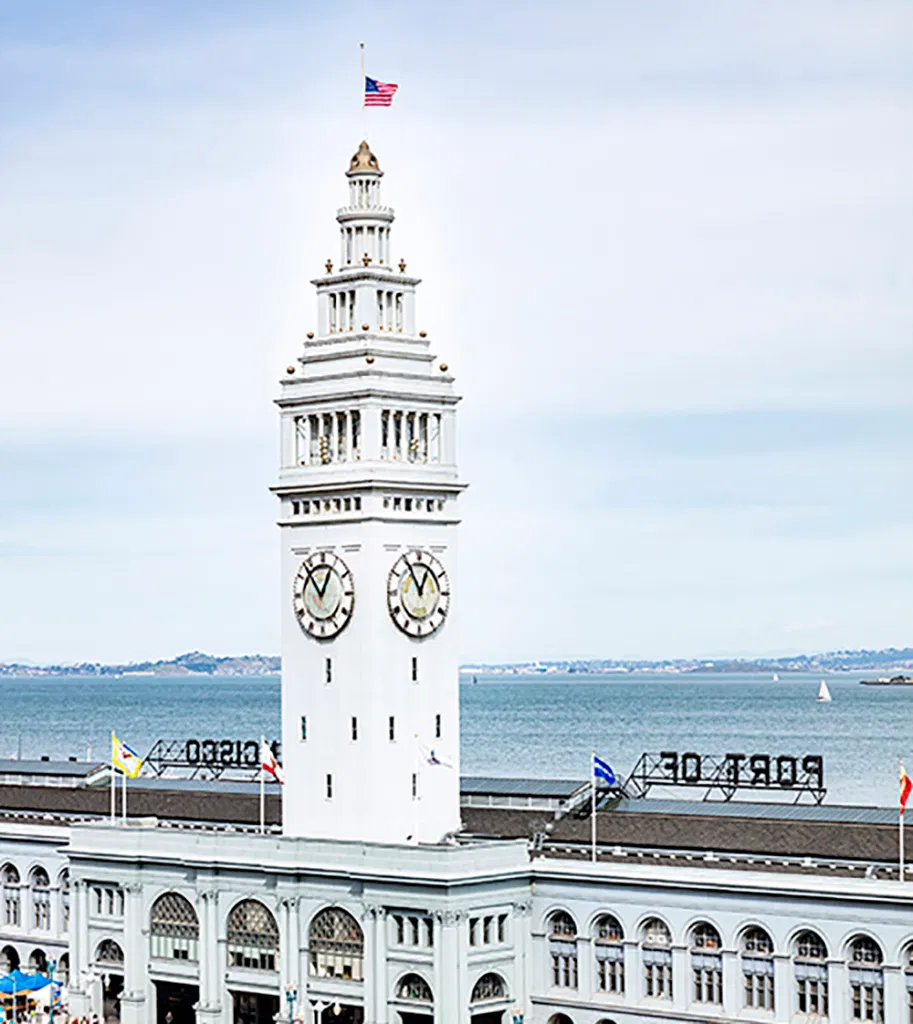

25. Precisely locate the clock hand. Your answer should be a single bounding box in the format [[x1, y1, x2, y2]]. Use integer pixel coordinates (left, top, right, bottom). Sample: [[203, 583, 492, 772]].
[[413, 566, 429, 597], [314, 568, 333, 599]]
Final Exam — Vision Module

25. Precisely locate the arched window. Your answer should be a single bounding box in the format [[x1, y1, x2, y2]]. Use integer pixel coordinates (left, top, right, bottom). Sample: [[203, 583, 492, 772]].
[[546, 1015, 575, 1024], [548, 911, 578, 989], [0, 946, 19, 974], [58, 870, 70, 932], [28, 949, 46, 973], [904, 945, 913, 1023], [794, 930, 828, 1018], [57, 953, 69, 986], [848, 936, 883, 1022], [691, 923, 723, 1005], [741, 927, 774, 1010], [471, 973, 506, 1003], [2, 866, 20, 927], [308, 908, 364, 981], [227, 900, 278, 971], [150, 893, 199, 962], [396, 973, 432, 1003], [30, 868, 50, 931], [593, 914, 624, 995], [95, 939, 124, 966], [641, 918, 672, 1000]]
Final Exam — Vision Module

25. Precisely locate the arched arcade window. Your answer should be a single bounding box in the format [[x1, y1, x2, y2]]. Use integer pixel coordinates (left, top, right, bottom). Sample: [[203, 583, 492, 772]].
[[548, 911, 578, 989], [741, 926, 774, 1010], [308, 907, 364, 981], [848, 936, 884, 1022], [150, 892, 199, 962], [227, 900, 278, 971], [691, 922, 723, 1005], [95, 939, 124, 966], [593, 914, 624, 994], [0, 946, 18, 974], [471, 972, 507, 1003], [2, 865, 20, 927], [396, 973, 432, 1003], [794, 930, 828, 1018], [642, 918, 673, 1000], [30, 868, 50, 931]]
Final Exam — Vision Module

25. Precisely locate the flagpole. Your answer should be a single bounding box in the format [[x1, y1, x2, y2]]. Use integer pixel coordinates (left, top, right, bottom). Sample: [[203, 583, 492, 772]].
[[260, 733, 266, 835], [122, 768, 126, 824], [359, 41, 366, 140], [901, 759, 906, 883], [591, 749, 597, 864], [110, 732, 116, 824]]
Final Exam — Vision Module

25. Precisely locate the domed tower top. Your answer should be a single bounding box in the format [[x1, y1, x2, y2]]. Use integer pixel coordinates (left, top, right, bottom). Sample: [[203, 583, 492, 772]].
[[347, 140, 381, 176]]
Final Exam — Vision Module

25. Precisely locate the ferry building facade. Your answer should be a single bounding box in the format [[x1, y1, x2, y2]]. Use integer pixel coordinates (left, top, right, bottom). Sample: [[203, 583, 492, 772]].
[[0, 144, 910, 1024]]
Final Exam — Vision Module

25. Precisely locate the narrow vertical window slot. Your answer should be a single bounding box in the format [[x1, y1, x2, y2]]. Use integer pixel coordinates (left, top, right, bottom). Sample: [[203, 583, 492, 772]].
[[386, 291, 393, 331], [411, 657, 418, 683], [309, 415, 320, 462], [389, 716, 395, 742], [435, 714, 441, 739], [411, 773, 418, 799], [337, 411, 347, 461], [296, 416, 309, 466], [326, 774, 333, 799], [300, 716, 307, 741], [325, 658, 332, 684], [377, 290, 384, 329], [395, 293, 403, 332], [329, 294, 337, 333], [431, 414, 442, 462], [381, 410, 390, 459], [419, 414, 429, 462], [351, 717, 358, 741], [348, 291, 355, 329], [393, 412, 403, 460], [351, 411, 361, 459]]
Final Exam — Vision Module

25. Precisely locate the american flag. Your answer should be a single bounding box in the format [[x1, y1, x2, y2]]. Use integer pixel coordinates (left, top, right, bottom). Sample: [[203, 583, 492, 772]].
[[364, 76, 398, 107]]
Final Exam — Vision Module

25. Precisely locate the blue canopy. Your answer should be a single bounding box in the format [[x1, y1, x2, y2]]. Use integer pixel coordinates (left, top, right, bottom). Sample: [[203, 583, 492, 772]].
[[0, 970, 51, 994]]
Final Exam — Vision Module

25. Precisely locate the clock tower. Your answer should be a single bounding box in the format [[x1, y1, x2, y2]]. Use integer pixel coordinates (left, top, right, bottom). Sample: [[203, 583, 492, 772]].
[[274, 142, 465, 845]]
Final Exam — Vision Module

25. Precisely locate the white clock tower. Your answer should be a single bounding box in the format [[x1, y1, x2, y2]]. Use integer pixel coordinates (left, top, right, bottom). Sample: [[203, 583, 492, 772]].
[[274, 142, 465, 845]]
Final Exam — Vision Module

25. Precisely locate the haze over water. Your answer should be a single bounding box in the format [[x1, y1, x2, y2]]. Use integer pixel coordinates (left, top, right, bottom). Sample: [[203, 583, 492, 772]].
[[0, 673, 903, 808]]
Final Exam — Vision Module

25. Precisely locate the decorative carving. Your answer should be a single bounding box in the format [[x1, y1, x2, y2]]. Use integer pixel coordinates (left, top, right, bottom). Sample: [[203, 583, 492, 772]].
[[325, 260, 333, 273], [362, 253, 372, 266], [512, 900, 532, 917], [398, 259, 406, 273]]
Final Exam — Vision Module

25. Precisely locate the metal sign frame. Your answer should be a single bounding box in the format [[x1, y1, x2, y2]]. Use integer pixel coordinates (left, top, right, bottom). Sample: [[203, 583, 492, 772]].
[[144, 738, 281, 780], [623, 751, 825, 803]]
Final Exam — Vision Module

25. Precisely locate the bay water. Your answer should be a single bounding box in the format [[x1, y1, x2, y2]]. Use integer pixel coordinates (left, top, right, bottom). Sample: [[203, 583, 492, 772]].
[[0, 672, 905, 807]]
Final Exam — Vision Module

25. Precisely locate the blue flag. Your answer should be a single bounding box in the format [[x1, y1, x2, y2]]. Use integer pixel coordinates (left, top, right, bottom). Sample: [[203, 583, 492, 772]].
[[594, 754, 616, 786]]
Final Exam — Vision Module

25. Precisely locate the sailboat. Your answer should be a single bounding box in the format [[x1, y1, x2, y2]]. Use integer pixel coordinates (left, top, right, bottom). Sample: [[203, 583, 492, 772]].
[[772, 673, 780, 682], [816, 679, 832, 703]]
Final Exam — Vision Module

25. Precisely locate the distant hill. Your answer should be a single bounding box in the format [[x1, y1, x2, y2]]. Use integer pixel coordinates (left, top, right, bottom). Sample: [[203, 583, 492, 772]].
[[1, 646, 911, 678], [0, 650, 280, 678], [462, 647, 913, 676]]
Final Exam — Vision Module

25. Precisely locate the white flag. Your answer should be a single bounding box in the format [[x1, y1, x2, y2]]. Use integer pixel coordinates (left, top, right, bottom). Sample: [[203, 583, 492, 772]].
[[261, 740, 284, 784]]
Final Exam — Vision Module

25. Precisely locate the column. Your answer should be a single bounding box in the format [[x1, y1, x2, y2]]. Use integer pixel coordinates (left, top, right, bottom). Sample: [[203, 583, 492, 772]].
[[577, 935, 592, 998], [883, 965, 904, 1024], [373, 907, 388, 1024], [671, 943, 688, 1010], [360, 906, 377, 1024], [432, 914, 444, 1024], [436, 911, 465, 1023], [829, 961, 848, 1024], [773, 953, 791, 1023], [68, 881, 92, 1018], [455, 912, 470, 1022], [197, 889, 222, 1024], [513, 902, 532, 1021], [722, 948, 739, 1017], [120, 883, 146, 1024], [623, 939, 640, 1004]]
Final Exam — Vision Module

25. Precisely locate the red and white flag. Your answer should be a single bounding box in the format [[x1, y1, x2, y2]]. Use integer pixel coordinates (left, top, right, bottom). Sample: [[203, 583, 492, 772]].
[[364, 76, 398, 107], [901, 760, 911, 814], [261, 740, 284, 785]]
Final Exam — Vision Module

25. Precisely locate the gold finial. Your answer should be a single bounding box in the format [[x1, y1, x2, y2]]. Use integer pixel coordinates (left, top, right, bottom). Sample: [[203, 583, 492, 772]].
[[366, 355, 375, 364], [306, 331, 314, 339], [361, 323, 369, 330], [325, 259, 333, 273], [419, 331, 427, 338], [439, 363, 448, 372], [398, 258, 406, 273], [348, 141, 380, 173], [362, 253, 371, 266], [286, 365, 296, 375]]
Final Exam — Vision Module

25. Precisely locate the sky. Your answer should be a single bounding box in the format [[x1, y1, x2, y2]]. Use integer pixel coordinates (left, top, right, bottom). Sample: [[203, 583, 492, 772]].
[[0, 1, 911, 665]]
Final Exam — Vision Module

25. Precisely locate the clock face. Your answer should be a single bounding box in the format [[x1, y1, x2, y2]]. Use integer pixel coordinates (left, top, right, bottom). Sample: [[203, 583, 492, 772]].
[[387, 550, 450, 638], [293, 551, 354, 639]]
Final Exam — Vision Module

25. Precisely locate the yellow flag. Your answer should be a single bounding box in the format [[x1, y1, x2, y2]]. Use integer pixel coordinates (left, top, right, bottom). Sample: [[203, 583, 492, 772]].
[[111, 732, 143, 779]]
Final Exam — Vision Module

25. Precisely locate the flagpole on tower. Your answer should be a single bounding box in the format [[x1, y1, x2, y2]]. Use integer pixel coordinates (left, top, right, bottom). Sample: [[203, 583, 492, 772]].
[[110, 732, 116, 824], [591, 749, 597, 863], [359, 41, 366, 140]]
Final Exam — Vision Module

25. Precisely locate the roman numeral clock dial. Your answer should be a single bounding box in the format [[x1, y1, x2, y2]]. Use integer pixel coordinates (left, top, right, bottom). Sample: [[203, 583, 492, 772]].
[[387, 550, 450, 638], [293, 551, 354, 639]]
